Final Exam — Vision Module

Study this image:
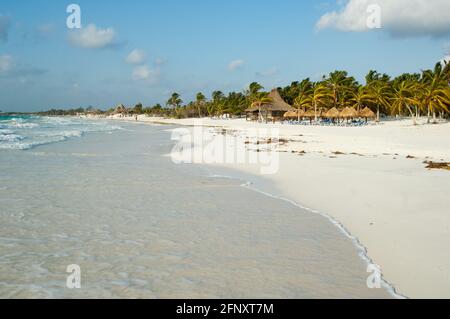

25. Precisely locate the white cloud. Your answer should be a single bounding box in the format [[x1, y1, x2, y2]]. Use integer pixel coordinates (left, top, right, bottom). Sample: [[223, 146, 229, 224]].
[[228, 59, 245, 71], [132, 65, 160, 83], [0, 54, 46, 78], [0, 54, 13, 73], [256, 67, 279, 77], [132, 65, 150, 80], [154, 58, 167, 66], [68, 24, 117, 49], [0, 14, 11, 42], [126, 49, 147, 65], [37, 23, 55, 37], [316, 0, 450, 37]]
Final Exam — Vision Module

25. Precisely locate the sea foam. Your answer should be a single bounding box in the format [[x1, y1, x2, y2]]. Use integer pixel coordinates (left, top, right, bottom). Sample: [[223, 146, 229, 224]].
[[0, 116, 121, 150]]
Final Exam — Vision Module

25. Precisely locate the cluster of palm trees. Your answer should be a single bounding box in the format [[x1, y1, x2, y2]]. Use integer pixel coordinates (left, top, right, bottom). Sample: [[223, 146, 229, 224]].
[[163, 88, 249, 119], [143, 60, 450, 123], [280, 62, 450, 124]]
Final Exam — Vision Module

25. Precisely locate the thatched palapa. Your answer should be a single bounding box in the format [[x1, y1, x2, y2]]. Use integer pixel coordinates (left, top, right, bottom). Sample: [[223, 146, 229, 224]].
[[303, 110, 316, 118], [339, 107, 358, 118], [324, 107, 340, 119], [114, 104, 128, 114], [284, 109, 305, 119], [358, 107, 376, 118], [246, 89, 295, 122]]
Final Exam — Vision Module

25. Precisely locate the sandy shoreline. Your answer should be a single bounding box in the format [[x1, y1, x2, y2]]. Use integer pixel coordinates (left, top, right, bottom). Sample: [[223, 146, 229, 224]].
[[100, 114, 450, 298]]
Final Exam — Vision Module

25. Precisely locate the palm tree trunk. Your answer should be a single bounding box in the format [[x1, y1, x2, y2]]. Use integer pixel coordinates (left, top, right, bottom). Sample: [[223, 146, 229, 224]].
[[314, 101, 318, 122], [258, 105, 261, 123], [407, 105, 416, 125]]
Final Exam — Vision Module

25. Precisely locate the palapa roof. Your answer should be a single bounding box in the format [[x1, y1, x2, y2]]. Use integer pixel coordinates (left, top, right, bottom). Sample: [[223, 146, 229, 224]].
[[339, 107, 358, 118], [246, 89, 295, 112], [358, 107, 376, 118], [284, 109, 304, 119], [303, 110, 316, 118], [324, 107, 341, 118], [114, 104, 127, 114]]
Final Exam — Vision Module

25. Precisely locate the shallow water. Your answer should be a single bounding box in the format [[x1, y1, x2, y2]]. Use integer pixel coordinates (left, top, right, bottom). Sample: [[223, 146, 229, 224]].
[[0, 118, 391, 298]]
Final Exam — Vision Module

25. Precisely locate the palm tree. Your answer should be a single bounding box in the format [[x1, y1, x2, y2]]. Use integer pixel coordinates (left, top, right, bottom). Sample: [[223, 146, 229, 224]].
[[311, 83, 332, 122], [248, 82, 264, 96], [367, 81, 391, 122], [167, 93, 183, 117], [293, 79, 313, 122], [195, 92, 206, 118], [443, 59, 450, 84], [390, 81, 420, 124], [210, 91, 224, 118], [326, 71, 356, 109], [421, 62, 450, 123], [349, 86, 374, 112], [251, 92, 272, 123], [417, 82, 450, 123]]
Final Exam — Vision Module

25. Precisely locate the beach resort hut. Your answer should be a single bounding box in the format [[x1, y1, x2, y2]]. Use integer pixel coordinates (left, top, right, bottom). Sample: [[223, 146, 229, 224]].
[[114, 104, 128, 115], [245, 104, 260, 121], [246, 89, 295, 123], [358, 107, 376, 122]]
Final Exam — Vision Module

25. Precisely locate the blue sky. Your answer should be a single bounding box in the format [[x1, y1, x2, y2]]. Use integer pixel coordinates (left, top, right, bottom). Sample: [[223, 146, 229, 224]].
[[0, 0, 449, 111]]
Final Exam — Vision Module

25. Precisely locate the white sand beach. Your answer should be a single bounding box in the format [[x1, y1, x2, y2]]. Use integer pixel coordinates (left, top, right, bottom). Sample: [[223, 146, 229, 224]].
[[106, 115, 450, 298]]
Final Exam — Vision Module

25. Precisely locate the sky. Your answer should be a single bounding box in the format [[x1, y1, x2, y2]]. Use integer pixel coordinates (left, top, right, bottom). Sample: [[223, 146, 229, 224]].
[[0, 0, 449, 112]]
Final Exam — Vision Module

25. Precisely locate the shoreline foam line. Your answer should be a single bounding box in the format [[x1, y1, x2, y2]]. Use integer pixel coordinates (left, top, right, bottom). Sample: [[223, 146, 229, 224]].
[[207, 172, 407, 299]]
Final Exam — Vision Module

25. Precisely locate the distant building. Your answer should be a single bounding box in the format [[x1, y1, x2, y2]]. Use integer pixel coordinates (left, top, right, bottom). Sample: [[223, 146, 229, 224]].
[[245, 89, 295, 122]]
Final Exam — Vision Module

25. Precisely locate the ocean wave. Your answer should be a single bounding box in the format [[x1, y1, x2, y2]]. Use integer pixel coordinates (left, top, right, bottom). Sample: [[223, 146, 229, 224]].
[[0, 129, 14, 134], [0, 136, 74, 150], [10, 122, 39, 129], [38, 130, 83, 138], [0, 116, 123, 150], [0, 133, 24, 142]]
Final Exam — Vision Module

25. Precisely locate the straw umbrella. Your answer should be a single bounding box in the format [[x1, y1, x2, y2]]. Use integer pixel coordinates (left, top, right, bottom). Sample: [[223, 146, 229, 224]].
[[358, 107, 376, 123], [340, 107, 358, 123], [296, 109, 305, 120], [284, 110, 304, 121], [324, 107, 340, 122], [283, 111, 297, 120], [303, 110, 316, 124]]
